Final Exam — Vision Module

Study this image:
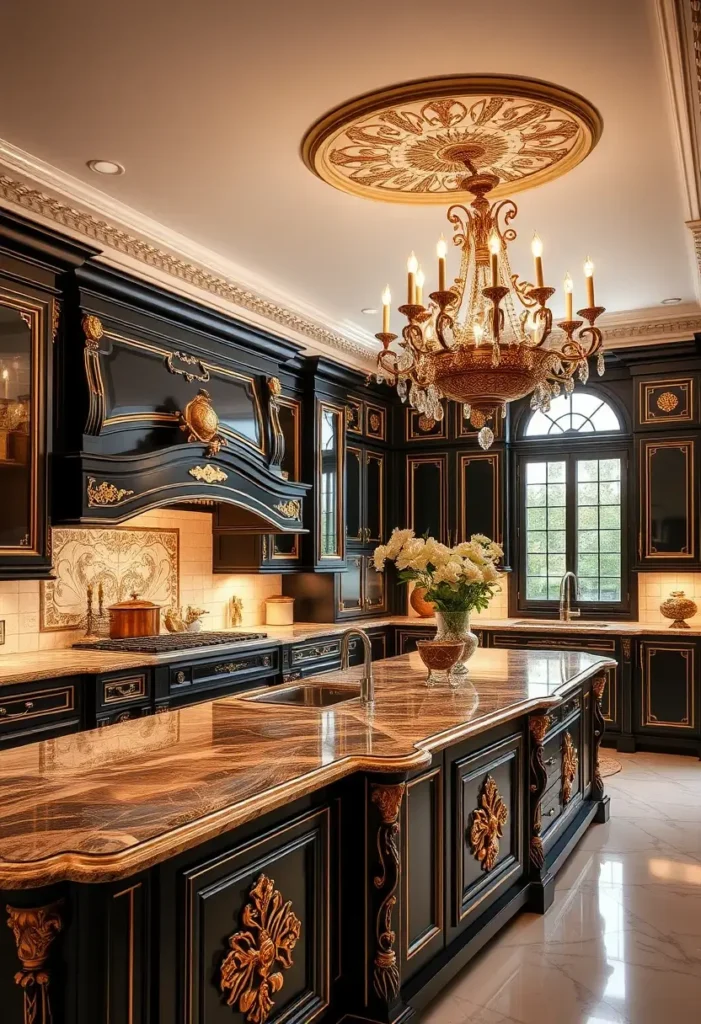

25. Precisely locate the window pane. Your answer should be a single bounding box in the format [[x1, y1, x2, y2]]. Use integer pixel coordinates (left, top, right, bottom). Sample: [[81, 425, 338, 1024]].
[[525, 460, 568, 601], [575, 457, 622, 604], [525, 393, 621, 437]]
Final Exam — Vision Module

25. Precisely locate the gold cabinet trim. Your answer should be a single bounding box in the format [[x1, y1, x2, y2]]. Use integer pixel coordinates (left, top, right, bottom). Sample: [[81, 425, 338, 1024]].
[[641, 438, 696, 559], [108, 883, 141, 1024], [103, 675, 148, 705], [406, 454, 448, 544], [365, 450, 385, 544], [469, 775, 509, 873], [642, 644, 696, 730], [638, 377, 695, 425], [316, 399, 346, 562], [0, 685, 75, 723], [406, 406, 448, 442], [346, 397, 363, 435], [365, 402, 387, 441], [404, 766, 444, 961]]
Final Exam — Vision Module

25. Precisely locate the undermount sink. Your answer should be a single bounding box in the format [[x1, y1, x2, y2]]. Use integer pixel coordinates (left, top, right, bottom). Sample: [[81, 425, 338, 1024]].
[[513, 620, 610, 628], [247, 683, 362, 708]]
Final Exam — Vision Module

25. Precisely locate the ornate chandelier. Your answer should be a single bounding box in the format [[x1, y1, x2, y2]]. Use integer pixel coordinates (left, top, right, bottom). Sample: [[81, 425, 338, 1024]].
[[375, 154, 605, 450]]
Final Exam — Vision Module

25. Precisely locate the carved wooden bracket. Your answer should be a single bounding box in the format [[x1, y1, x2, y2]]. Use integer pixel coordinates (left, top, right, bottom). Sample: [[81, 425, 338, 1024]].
[[370, 782, 405, 1004], [528, 713, 551, 870], [6, 900, 64, 1024]]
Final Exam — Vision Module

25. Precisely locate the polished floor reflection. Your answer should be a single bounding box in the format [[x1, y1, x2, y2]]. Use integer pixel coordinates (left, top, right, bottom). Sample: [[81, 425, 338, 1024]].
[[422, 752, 701, 1023]]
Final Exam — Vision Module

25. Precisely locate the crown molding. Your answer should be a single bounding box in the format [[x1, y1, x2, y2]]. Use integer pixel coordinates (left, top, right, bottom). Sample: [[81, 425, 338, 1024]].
[[597, 303, 701, 347], [0, 140, 377, 370]]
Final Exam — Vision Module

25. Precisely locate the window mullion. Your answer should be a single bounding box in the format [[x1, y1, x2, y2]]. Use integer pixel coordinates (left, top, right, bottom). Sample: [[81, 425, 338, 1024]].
[[566, 453, 577, 578]]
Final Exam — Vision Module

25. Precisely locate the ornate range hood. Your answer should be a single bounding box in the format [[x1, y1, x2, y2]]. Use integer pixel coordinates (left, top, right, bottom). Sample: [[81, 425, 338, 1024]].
[[53, 265, 309, 531]]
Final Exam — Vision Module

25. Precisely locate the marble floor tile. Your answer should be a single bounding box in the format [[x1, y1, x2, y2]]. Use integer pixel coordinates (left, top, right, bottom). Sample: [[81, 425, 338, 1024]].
[[420, 752, 701, 1024]]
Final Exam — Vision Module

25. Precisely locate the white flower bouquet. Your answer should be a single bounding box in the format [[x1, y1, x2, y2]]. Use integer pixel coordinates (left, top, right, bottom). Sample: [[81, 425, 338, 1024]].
[[373, 529, 503, 614]]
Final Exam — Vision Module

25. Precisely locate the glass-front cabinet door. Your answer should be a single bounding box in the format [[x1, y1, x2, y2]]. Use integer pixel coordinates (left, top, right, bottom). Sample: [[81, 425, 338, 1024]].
[[316, 399, 346, 566], [0, 287, 50, 578], [638, 438, 697, 565], [364, 450, 385, 544]]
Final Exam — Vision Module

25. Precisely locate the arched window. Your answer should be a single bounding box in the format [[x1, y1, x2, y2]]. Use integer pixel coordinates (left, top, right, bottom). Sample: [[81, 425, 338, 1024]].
[[525, 393, 621, 437], [517, 390, 628, 613]]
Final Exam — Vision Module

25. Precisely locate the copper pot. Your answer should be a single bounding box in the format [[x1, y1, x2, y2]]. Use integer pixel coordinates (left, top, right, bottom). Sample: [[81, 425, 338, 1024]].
[[108, 592, 161, 639]]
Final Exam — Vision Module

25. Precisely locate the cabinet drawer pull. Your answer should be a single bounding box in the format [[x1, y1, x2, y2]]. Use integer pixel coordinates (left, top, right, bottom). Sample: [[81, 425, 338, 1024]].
[[0, 701, 34, 719], [105, 681, 143, 701], [545, 757, 556, 766], [176, 671, 187, 684], [547, 808, 556, 817]]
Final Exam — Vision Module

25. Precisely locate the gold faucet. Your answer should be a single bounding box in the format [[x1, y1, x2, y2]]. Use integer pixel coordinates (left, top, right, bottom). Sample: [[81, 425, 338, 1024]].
[[340, 628, 374, 706]]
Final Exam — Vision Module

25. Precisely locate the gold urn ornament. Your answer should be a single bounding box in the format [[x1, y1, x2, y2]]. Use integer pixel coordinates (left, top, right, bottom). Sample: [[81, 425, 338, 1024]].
[[180, 389, 226, 457], [660, 590, 698, 629]]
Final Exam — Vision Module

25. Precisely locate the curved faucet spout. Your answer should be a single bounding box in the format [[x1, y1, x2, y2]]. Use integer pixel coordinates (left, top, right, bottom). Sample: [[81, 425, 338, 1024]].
[[340, 628, 374, 706]]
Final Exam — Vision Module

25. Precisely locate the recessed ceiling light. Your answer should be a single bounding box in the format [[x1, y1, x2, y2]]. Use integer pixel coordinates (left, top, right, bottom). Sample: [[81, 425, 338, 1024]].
[[87, 159, 125, 176], [361, 307, 378, 315], [661, 297, 682, 305]]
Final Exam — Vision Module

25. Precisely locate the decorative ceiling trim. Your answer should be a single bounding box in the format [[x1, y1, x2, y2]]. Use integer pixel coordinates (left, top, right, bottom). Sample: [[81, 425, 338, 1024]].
[[598, 306, 701, 346], [0, 156, 376, 368]]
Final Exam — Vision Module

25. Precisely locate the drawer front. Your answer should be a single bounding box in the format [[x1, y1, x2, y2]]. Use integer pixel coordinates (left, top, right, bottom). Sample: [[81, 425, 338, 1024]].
[[101, 672, 149, 708], [491, 632, 617, 655], [546, 692, 582, 732], [170, 649, 278, 694], [97, 706, 152, 728], [540, 782, 563, 836], [291, 639, 341, 666], [0, 683, 76, 733]]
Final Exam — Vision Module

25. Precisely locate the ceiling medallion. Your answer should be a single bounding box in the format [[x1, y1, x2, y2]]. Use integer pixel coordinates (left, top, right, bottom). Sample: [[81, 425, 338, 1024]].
[[302, 75, 602, 204]]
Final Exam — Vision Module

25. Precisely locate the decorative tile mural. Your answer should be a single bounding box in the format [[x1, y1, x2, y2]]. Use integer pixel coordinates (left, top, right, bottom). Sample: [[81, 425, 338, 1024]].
[[41, 526, 179, 631]]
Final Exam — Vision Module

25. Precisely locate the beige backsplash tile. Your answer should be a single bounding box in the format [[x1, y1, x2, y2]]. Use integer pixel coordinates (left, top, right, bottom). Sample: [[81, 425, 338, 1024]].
[[406, 576, 509, 620], [0, 508, 282, 655], [638, 572, 701, 625]]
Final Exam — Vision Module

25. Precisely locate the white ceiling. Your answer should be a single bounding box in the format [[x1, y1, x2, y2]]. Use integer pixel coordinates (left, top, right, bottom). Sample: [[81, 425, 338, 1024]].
[[1, 0, 697, 343]]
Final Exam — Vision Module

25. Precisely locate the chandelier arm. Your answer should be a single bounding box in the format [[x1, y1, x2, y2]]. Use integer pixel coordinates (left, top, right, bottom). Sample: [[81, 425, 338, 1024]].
[[377, 349, 403, 383], [491, 199, 518, 243], [512, 274, 538, 309], [446, 204, 473, 249], [575, 325, 603, 358]]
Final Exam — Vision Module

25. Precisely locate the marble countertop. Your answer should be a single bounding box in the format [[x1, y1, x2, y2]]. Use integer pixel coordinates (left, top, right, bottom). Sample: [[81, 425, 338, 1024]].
[[0, 647, 613, 888], [0, 615, 690, 687]]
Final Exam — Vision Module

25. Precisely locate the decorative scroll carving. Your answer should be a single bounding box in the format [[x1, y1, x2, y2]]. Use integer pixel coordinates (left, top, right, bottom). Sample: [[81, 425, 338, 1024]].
[[165, 350, 210, 383], [82, 314, 106, 435], [370, 782, 405, 1004], [528, 713, 551, 870], [188, 465, 227, 484], [220, 874, 301, 1023], [6, 901, 63, 1024], [469, 775, 508, 872], [592, 674, 607, 801], [180, 388, 226, 457], [621, 638, 631, 662], [274, 500, 301, 520], [267, 377, 285, 473], [561, 731, 578, 805], [87, 477, 135, 507], [51, 300, 61, 343]]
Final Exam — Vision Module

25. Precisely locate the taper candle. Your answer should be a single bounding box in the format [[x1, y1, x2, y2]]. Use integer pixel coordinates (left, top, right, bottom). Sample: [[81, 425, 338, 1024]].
[[437, 236, 447, 291], [584, 258, 595, 307], [564, 272, 573, 320], [488, 231, 500, 288], [416, 268, 425, 306], [407, 252, 418, 304], [531, 234, 544, 288], [381, 285, 391, 333]]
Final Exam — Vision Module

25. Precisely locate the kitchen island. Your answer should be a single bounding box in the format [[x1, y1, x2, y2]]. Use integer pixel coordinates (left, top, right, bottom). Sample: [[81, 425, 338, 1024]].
[[0, 647, 613, 1024]]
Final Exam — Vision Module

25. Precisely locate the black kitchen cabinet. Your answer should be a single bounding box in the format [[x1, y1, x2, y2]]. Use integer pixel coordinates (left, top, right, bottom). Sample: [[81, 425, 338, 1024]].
[[637, 639, 698, 738], [637, 436, 697, 566], [0, 676, 82, 749], [346, 444, 385, 546]]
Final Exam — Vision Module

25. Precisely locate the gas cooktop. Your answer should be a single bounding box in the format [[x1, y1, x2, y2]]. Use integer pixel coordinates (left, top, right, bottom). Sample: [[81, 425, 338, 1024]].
[[73, 631, 268, 654]]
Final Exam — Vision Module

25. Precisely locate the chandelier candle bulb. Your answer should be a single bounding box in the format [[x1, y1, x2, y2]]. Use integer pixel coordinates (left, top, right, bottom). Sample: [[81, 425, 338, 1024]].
[[489, 231, 500, 288], [564, 273, 573, 320], [382, 285, 391, 333], [416, 267, 425, 306], [407, 252, 418, 304], [437, 236, 447, 290], [584, 258, 595, 307], [531, 233, 544, 288]]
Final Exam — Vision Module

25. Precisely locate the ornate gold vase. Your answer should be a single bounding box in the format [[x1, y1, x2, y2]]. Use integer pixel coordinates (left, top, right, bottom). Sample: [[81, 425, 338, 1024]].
[[660, 591, 698, 629]]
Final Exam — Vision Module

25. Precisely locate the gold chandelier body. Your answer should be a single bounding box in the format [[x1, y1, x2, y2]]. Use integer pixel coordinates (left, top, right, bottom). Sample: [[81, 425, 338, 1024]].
[[375, 162, 606, 449]]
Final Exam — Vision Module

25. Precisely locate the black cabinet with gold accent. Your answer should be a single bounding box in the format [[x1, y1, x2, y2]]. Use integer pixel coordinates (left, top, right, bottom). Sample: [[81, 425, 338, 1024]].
[[636, 375, 697, 429], [284, 552, 387, 621], [637, 638, 699, 741], [636, 436, 698, 567], [346, 444, 386, 547]]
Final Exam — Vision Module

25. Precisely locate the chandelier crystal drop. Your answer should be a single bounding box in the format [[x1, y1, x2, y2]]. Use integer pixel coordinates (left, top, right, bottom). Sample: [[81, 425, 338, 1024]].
[[375, 154, 606, 450]]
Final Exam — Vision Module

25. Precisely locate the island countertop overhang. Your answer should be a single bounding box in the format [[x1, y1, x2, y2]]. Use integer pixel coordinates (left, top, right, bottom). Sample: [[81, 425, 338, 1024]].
[[0, 647, 615, 888]]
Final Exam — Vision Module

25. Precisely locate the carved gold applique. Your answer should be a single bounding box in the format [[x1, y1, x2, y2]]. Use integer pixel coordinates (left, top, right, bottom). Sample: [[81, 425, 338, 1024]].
[[470, 775, 508, 872], [656, 391, 679, 413], [274, 500, 301, 520], [220, 874, 301, 1024], [6, 900, 63, 1024], [561, 731, 579, 805], [371, 782, 405, 1003], [267, 377, 282, 397], [418, 413, 435, 432], [180, 388, 226, 458], [188, 464, 227, 484], [166, 350, 210, 383], [87, 477, 135, 507], [51, 300, 61, 342], [82, 313, 104, 349], [369, 411, 382, 433]]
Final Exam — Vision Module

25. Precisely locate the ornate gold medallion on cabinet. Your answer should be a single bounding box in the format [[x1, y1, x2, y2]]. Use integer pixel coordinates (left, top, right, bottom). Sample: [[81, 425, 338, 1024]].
[[469, 775, 508, 873]]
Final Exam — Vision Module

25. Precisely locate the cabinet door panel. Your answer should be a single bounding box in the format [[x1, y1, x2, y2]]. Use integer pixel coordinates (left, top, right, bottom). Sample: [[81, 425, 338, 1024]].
[[640, 439, 696, 561], [181, 808, 330, 1024], [339, 555, 363, 616], [365, 450, 385, 544], [363, 556, 386, 613], [406, 454, 448, 542], [458, 452, 501, 544], [397, 629, 436, 655], [346, 445, 363, 544], [402, 766, 444, 979], [317, 401, 345, 564], [640, 642, 697, 733]]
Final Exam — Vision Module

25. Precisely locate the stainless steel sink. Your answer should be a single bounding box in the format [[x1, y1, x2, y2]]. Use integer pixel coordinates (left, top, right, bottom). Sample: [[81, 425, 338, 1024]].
[[247, 684, 361, 708], [513, 620, 610, 628]]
